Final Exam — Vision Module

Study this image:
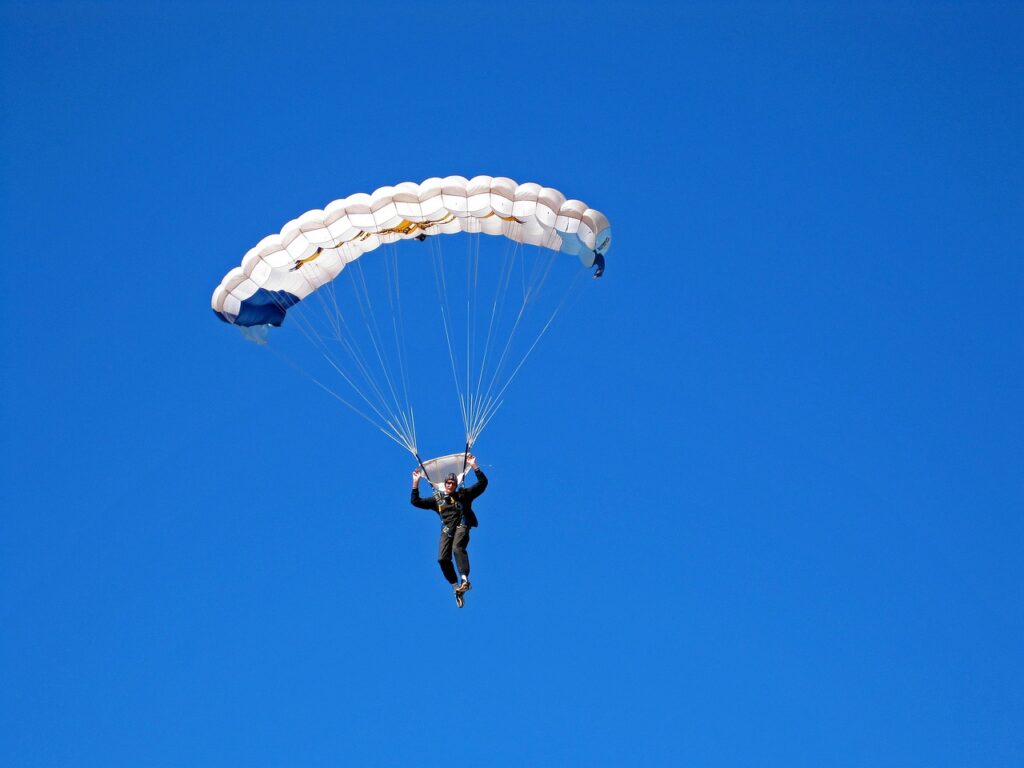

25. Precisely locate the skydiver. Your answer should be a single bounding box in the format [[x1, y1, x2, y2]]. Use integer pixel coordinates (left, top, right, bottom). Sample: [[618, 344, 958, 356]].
[[410, 455, 488, 608]]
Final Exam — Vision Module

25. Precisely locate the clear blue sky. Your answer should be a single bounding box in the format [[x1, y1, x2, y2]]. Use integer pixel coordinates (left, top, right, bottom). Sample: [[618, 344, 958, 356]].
[[2, 2, 1021, 766]]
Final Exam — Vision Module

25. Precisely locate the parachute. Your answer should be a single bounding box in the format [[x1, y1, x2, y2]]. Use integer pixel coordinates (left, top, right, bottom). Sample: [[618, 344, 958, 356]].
[[212, 175, 611, 464]]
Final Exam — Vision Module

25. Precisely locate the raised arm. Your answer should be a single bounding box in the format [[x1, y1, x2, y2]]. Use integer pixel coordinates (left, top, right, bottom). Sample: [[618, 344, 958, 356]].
[[462, 455, 488, 500], [410, 468, 438, 509]]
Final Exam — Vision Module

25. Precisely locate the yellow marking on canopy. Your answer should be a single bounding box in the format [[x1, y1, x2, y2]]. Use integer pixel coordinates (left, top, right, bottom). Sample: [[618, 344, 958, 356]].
[[290, 248, 324, 271], [377, 213, 458, 238], [290, 211, 502, 270], [481, 212, 524, 224]]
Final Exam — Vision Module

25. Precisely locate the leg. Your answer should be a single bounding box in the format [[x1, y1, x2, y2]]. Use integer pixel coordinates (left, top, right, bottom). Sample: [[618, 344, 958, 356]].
[[437, 527, 458, 584], [453, 525, 471, 580]]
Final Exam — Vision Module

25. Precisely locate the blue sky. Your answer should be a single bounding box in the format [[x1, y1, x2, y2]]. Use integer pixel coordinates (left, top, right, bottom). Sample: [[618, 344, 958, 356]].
[[1, 2, 1021, 766]]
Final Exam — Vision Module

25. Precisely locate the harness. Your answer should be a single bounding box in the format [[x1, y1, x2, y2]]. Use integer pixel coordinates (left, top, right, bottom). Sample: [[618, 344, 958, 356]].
[[438, 492, 466, 535]]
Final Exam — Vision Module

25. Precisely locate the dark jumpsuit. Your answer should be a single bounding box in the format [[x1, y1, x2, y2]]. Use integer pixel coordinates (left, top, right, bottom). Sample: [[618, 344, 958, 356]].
[[411, 468, 488, 584]]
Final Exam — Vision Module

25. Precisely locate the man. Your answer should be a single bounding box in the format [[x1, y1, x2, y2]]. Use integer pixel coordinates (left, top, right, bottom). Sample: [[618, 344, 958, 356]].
[[411, 455, 488, 608]]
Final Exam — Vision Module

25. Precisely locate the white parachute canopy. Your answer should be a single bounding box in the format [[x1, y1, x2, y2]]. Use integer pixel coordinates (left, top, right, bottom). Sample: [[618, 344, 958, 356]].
[[212, 175, 611, 457], [212, 176, 610, 327]]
